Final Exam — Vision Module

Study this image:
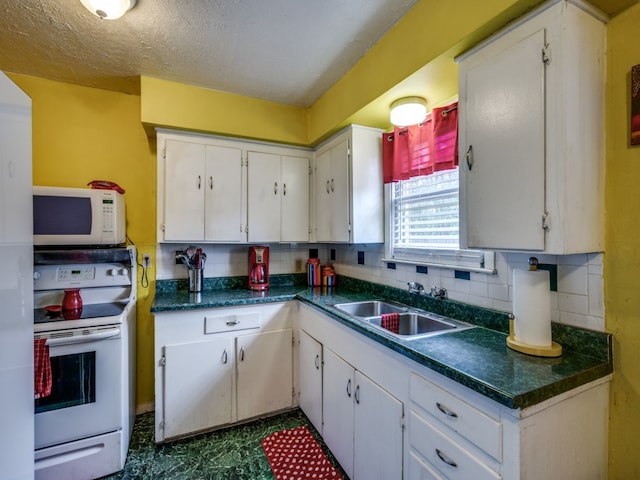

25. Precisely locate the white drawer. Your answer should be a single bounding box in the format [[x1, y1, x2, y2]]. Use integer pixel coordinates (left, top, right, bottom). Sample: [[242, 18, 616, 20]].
[[204, 311, 261, 334], [410, 373, 502, 461], [410, 410, 501, 480]]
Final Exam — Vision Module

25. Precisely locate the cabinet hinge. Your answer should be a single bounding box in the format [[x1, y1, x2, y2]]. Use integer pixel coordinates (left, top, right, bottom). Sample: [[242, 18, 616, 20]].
[[160, 224, 165, 232], [401, 413, 405, 429], [162, 146, 166, 160], [159, 355, 166, 367], [309, 166, 312, 175], [292, 336, 296, 347], [542, 44, 551, 65], [246, 225, 249, 234], [542, 211, 550, 231]]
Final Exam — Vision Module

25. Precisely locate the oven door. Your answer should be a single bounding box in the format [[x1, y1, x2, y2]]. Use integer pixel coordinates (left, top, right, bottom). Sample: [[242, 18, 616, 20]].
[[35, 326, 122, 450]]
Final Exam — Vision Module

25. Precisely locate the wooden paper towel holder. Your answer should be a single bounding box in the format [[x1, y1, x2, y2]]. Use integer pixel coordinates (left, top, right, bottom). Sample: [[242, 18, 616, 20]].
[[507, 314, 563, 357]]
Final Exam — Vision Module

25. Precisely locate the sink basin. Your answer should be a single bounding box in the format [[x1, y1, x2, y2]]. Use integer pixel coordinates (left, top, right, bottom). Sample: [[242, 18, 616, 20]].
[[367, 312, 466, 338], [332, 300, 407, 318], [332, 300, 474, 340]]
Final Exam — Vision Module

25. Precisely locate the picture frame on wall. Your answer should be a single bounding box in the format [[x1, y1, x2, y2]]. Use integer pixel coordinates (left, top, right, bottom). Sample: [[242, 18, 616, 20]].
[[632, 64, 640, 145]]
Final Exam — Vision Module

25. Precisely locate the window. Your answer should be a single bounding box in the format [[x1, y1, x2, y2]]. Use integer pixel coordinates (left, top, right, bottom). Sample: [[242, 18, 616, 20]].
[[385, 167, 494, 272]]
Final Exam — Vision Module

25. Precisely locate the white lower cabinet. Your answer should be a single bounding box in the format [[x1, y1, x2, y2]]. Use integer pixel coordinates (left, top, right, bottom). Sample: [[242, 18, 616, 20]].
[[298, 329, 323, 434], [297, 302, 610, 480], [154, 303, 294, 442], [322, 347, 403, 480]]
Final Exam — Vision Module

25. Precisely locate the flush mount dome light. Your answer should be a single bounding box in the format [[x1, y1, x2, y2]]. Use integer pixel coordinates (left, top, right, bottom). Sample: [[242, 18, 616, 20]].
[[389, 96, 428, 127], [80, 0, 137, 19]]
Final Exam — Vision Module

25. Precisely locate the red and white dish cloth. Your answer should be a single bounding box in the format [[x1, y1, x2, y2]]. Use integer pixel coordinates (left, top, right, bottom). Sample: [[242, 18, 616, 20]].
[[262, 426, 343, 480], [381, 313, 400, 334], [34, 338, 52, 399]]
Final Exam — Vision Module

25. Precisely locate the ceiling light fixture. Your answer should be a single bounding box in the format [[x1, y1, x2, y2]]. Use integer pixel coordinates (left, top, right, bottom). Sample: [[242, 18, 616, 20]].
[[80, 0, 137, 20], [389, 96, 428, 127]]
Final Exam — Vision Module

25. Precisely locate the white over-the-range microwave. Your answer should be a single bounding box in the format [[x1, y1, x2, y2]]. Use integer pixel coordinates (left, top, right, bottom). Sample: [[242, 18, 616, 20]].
[[33, 186, 126, 246]]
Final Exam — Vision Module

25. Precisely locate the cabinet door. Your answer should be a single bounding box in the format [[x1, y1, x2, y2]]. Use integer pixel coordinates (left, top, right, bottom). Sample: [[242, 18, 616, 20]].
[[247, 151, 281, 242], [236, 329, 293, 420], [164, 139, 206, 241], [298, 330, 322, 434], [281, 155, 310, 242], [353, 371, 404, 480], [163, 338, 234, 439], [204, 145, 244, 242], [329, 138, 351, 242], [314, 148, 333, 242], [322, 348, 355, 479], [462, 29, 546, 250]]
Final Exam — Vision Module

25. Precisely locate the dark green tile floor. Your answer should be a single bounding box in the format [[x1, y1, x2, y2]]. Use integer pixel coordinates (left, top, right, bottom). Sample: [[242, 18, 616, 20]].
[[103, 409, 346, 480]]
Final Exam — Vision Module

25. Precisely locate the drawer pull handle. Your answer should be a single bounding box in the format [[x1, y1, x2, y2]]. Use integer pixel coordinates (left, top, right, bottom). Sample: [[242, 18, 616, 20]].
[[222, 349, 228, 364], [226, 320, 240, 326], [346, 378, 352, 398], [355, 385, 360, 405], [436, 402, 458, 418], [314, 354, 320, 370], [240, 347, 245, 362], [436, 448, 458, 468], [326, 180, 330, 194]]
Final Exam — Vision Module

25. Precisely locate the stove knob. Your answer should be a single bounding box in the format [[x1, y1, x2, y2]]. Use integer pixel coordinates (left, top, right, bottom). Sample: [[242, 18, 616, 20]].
[[107, 268, 117, 276], [118, 268, 128, 276]]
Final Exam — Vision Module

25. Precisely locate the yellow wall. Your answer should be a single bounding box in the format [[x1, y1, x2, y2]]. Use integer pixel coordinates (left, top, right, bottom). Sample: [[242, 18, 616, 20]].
[[9, 74, 159, 408], [605, 4, 640, 478]]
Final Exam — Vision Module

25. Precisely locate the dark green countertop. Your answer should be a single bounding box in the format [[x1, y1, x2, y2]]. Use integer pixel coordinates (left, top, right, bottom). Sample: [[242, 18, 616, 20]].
[[151, 276, 613, 410]]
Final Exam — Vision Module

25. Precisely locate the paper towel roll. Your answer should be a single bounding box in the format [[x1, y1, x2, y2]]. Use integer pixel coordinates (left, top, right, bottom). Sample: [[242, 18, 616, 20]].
[[513, 269, 551, 347]]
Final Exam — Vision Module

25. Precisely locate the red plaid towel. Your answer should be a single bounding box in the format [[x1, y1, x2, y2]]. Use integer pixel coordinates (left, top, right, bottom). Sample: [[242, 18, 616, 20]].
[[262, 426, 343, 480], [34, 338, 52, 399], [381, 313, 400, 334]]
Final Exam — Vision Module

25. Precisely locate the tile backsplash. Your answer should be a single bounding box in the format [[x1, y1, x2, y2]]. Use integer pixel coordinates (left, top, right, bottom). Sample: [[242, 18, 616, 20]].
[[155, 242, 604, 332]]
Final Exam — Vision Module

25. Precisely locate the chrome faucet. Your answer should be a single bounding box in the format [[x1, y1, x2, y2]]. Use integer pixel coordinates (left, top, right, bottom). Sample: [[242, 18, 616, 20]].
[[407, 281, 424, 294], [430, 285, 448, 300]]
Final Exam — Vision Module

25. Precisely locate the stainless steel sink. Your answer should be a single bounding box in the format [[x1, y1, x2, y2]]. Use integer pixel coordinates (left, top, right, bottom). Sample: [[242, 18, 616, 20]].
[[367, 312, 472, 339], [332, 300, 407, 318], [331, 300, 473, 340]]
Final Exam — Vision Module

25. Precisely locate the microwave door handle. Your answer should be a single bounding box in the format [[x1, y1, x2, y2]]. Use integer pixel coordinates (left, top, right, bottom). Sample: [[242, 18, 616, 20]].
[[44, 327, 121, 347]]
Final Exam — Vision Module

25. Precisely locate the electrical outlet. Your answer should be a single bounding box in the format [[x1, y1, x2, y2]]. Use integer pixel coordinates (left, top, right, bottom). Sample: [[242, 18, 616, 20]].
[[143, 253, 151, 268]]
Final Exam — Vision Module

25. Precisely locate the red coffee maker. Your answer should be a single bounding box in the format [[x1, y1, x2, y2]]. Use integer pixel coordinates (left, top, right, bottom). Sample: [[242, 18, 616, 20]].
[[249, 246, 269, 291]]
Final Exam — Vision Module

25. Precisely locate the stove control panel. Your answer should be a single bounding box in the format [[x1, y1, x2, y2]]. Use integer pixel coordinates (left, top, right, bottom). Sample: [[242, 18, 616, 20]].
[[34, 263, 132, 291]]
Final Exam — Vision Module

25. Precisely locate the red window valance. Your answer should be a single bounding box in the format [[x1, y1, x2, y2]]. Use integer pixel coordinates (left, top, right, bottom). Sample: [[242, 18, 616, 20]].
[[382, 101, 459, 183]]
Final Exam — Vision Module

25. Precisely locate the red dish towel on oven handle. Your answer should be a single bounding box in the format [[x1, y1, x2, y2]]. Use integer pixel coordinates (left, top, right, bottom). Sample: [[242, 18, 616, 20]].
[[34, 338, 52, 399], [381, 313, 400, 334]]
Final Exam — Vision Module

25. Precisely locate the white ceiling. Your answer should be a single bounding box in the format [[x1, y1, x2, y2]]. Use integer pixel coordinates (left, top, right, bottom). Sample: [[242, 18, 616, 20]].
[[0, 0, 419, 107]]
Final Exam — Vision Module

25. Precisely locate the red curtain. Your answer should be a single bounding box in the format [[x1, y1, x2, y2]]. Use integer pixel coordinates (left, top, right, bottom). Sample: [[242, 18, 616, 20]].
[[382, 101, 458, 183]]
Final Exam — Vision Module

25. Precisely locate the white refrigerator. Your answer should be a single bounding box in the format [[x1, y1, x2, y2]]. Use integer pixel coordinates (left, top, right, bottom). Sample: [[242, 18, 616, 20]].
[[0, 71, 34, 479]]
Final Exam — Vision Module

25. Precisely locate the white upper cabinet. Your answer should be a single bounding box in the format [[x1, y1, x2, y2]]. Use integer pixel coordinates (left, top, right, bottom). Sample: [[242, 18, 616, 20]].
[[247, 150, 310, 243], [157, 130, 311, 244], [313, 125, 384, 243], [159, 134, 244, 243], [457, 0, 606, 254]]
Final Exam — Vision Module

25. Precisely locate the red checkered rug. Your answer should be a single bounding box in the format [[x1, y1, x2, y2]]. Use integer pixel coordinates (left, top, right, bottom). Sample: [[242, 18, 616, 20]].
[[261, 426, 343, 480]]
